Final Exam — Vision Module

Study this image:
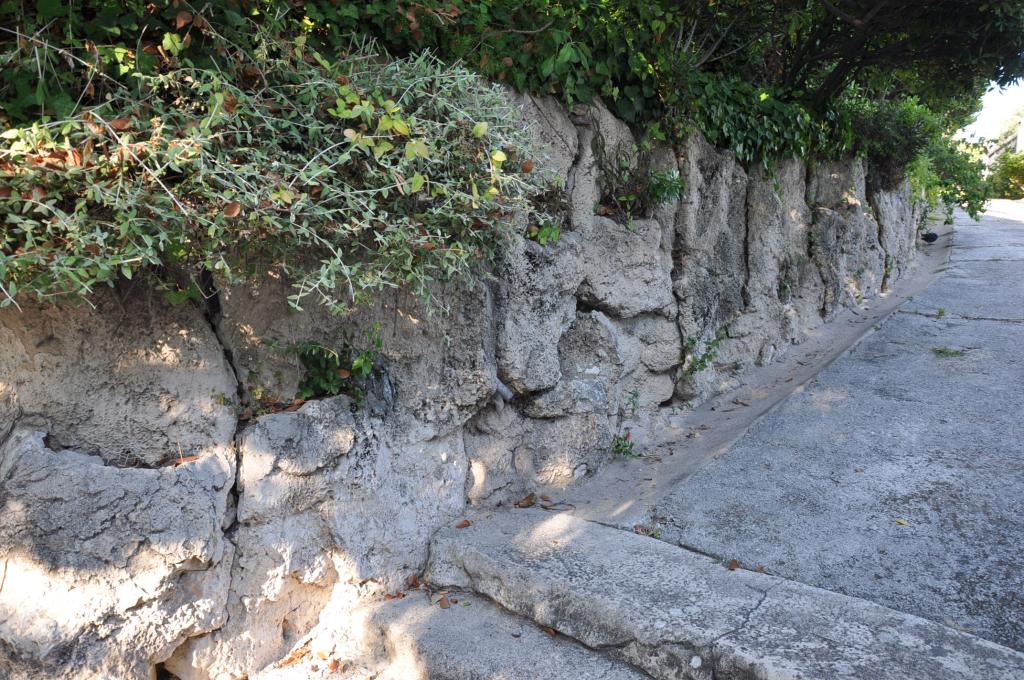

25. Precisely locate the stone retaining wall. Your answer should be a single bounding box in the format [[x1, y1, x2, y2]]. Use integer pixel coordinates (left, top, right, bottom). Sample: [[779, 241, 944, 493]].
[[0, 94, 922, 679]]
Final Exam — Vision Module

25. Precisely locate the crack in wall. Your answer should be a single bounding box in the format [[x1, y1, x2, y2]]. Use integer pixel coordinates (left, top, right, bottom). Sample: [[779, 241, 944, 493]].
[[150, 272, 249, 676], [0, 410, 21, 459], [869, 190, 894, 292]]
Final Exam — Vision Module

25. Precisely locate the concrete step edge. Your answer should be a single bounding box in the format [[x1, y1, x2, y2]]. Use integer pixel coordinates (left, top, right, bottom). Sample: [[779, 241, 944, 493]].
[[425, 509, 1024, 680], [366, 591, 653, 679]]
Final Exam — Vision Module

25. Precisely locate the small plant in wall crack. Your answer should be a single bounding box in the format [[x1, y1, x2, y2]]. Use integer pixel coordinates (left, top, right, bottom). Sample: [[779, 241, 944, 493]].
[[292, 326, 383, 401], [612, 431, 641, 459], [778, 278, 793, 303], [526, 219, 562, 246], [633, 522, 662, 539], [596, 143, 685, 223], [611, 390, 642, 459], [625, 388, 641, 418], [683, 329, 727, 377]]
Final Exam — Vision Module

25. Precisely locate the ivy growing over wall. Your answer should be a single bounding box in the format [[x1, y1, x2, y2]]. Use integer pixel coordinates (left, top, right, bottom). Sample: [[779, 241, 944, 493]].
[[3, 1, 1021, 307]]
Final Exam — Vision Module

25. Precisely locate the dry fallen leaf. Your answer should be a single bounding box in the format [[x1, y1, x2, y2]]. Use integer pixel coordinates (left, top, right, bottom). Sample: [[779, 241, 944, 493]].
[[438, 596, 451, 609], [521, 159, 534, 173], [728, 559, 739, 571], [430, 590, 449, 604], [282, 398, 305, 412], [328, 658, 340, 672], [109, 118, 132, 131], [407, 574, 421, 589], [175, 10, 193, 29], [277, 641, 310, 667], [335, 368, 351, 379], [514, 493, 536, 509], [223, 201, 242, 218], [455, 519, 472, 529]]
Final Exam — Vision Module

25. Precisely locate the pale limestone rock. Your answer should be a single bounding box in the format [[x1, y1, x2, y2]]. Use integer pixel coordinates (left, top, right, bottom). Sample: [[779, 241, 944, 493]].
[[218, 279, 496, 436], [493, 232, 583, 395], [167, 397, 469, 680], [0, 290, 236, 467], [673, 131, 750, 336], [870, 180, 921, 283], [0, 429, 233, 679], [576, 217, 675, 318]]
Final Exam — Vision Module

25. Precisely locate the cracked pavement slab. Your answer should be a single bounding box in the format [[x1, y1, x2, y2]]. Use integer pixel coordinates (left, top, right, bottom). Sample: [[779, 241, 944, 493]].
[[656, 200, 1024, 651], [367, 592, 651, 679], [427, 509, 1024, 679]]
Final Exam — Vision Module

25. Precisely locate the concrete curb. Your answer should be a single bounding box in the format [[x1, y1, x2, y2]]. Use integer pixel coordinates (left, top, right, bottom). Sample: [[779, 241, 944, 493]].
[[427, 509, 1024, 680], [369, 592, 651, 679]]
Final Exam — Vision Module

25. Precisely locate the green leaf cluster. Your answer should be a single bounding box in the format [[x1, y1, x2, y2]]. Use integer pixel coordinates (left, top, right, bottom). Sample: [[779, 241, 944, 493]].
[[0, 36, 554, 309], [4, 0, 1018, 308], [909, 138, 989, 223], [293, 333, 379, 401], [989, 151, 1024, 200]]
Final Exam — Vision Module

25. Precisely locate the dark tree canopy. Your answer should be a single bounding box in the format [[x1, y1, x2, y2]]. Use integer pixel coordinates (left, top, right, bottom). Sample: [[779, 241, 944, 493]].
[[775, 0, 1024, 110]]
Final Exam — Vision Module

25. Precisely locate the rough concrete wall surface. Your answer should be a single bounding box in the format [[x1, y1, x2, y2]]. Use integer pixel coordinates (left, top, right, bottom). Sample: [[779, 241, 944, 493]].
[[0, 94, 921, 680]]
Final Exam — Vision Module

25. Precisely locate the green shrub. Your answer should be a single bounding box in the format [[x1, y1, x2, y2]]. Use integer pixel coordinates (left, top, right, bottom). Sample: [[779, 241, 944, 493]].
[[597, 144, 685, 221], [839, 96, 942, 188], [0, 1, 1006, 310], [683, 74, 825, 169], [989, 151, 1024, 199], [926, 138, 989, 221], [0, 38, 553, 310]]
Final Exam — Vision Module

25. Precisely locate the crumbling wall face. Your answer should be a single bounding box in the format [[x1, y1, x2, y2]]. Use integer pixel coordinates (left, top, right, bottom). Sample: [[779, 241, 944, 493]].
[[0, 95, 921, 680]]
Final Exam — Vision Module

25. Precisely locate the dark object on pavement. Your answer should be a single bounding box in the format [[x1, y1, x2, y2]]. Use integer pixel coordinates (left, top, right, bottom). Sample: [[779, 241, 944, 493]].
[[921, 231, 939, 243]]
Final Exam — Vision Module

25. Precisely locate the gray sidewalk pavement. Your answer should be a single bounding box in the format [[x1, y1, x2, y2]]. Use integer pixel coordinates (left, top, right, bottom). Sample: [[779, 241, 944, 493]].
[[656, 201, 1024, 650]]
